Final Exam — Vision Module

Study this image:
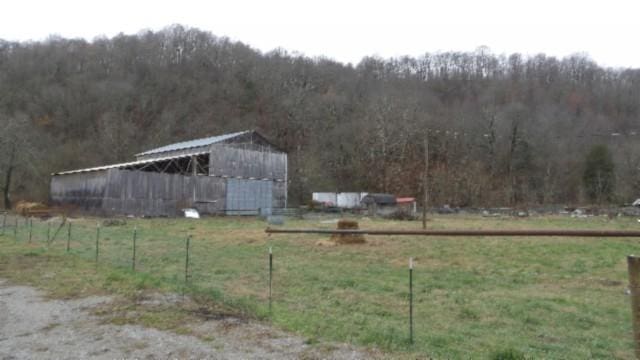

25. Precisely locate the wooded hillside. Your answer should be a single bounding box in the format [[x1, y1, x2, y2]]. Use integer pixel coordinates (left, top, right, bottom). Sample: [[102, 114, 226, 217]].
[[1, 25, 639, 208]]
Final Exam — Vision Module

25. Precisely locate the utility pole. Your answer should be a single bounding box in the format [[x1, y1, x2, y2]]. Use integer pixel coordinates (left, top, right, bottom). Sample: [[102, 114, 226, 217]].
[[422, 133, 429, 229]]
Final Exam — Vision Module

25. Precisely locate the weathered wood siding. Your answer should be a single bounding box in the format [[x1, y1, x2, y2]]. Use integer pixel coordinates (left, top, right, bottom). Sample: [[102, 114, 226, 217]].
[[51, 169, 226, 216], [209, 145, 287, 212], [50, 170, 110, 212], [222, 131, 283, 153], [134, 132, 283, 161], [102, 169, 226, 216], [209, 145, 287, 180]]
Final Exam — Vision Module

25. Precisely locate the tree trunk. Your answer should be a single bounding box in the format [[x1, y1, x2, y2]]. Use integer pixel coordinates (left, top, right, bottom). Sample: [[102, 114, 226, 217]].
[[3, 144, 16, 210], [422, 136, 429, 229]]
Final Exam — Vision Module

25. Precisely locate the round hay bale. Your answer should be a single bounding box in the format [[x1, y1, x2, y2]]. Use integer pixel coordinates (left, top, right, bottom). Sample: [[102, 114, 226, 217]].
[[331, 219, 366, 244]]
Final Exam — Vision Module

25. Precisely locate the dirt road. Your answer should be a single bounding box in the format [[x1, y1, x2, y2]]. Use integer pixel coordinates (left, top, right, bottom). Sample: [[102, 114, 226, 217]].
[[0, 279, 372, 359]]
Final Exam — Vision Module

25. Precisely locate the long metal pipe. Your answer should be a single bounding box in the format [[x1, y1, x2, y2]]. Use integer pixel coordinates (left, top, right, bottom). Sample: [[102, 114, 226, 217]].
[[265, 227, 640, 237]]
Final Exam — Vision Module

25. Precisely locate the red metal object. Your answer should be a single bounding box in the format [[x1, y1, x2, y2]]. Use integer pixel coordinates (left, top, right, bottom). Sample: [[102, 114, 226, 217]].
[[396, 197, 416, 204]]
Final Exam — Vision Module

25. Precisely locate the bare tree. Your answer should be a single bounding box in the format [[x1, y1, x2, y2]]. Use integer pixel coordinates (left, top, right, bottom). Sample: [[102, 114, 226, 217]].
[[0, 114, 39, 209]]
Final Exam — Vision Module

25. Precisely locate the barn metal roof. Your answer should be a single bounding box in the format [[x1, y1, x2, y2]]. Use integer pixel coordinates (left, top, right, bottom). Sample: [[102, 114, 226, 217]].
[[52, 151, 208, 176], [136, 130, 251, 157]]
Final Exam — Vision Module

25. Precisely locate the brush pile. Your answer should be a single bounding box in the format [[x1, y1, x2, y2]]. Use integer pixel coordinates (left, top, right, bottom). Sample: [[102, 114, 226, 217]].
[[15, 201, 50, 218]]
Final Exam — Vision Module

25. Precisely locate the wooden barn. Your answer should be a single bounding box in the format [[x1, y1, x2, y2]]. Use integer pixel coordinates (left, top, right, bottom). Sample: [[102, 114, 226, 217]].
[[50, 130, 287, 216]]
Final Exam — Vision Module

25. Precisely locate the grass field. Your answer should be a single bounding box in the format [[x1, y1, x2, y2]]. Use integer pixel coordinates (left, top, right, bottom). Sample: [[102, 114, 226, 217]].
[[0, 213, 638, 359]]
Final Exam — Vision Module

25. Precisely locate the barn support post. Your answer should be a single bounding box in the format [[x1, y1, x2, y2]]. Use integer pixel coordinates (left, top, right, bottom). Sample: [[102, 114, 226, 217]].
[[192, 156, 198, 204], [628, 255, 640, 358]]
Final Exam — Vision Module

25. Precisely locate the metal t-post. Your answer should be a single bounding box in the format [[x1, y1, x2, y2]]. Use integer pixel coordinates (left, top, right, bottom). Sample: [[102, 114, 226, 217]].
[[185, 235, 191, 284], [66, 222, 71, 253], [269, 246, 273, 313], [95, 224, 100, 264], [409, 257, 414, 345], [132, 226, 137, 271]]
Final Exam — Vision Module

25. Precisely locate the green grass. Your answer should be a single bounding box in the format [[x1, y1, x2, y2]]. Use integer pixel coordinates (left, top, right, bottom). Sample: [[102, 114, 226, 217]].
[[0, 214, 638, 359]]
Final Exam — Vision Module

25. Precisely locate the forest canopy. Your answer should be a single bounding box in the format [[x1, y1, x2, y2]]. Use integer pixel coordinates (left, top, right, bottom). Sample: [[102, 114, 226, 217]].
[[0, 25, 639, 207]]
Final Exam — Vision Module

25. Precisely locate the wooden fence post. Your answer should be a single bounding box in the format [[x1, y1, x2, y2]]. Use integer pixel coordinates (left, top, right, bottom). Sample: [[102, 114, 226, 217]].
[[628, 255, 640, 358]]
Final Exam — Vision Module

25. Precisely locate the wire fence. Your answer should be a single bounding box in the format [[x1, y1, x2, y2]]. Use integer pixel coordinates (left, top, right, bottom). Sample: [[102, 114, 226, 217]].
[[0, 214, 296, 311], [2, 212, 639, 355], [0, 213, 417, 344]]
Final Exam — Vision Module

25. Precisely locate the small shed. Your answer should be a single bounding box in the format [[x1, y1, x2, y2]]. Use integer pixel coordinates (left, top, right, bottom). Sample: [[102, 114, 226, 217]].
[[361, 193, 397, 216], [50, 130, 287, 216], [360, 193, 397, 206]]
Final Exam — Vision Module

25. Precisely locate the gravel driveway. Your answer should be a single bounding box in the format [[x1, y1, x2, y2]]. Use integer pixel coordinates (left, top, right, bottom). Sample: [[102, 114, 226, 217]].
[[0, 279, 374, 359]]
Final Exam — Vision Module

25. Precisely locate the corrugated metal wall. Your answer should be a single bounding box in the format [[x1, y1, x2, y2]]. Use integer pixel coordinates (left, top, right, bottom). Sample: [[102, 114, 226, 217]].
[[50, 170, 110, 211], [211, 145, 287, 213], [337, 193, 362, 208], [312, 192, 368, 208], [226, 179, 272, 215]]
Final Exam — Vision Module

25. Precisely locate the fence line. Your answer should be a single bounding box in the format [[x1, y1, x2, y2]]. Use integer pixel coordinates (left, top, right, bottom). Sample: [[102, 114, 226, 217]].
[[3, 215, 640, 353], [268, 226, 640, 352]]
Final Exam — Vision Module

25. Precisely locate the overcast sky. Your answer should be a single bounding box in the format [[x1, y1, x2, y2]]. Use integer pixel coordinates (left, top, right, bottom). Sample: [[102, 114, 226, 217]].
[[1, 0, 639, 68]]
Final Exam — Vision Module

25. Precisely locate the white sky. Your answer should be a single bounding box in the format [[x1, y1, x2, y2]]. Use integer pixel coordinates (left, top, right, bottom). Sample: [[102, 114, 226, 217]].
[[1, 0, 639, 68]]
